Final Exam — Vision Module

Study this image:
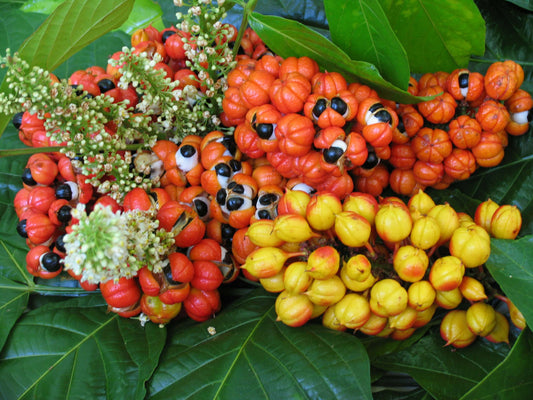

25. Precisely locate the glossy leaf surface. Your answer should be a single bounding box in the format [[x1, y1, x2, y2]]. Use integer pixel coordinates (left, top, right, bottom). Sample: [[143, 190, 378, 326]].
[[149, 290, 373, 400]]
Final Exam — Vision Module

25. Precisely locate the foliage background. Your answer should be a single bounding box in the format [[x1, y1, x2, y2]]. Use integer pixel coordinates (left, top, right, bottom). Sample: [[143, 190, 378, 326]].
[[0, 0, 532, 399]]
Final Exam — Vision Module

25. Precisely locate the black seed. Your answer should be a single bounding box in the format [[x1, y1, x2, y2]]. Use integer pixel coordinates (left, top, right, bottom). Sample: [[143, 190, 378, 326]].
[[193, 198, 209, 217], [229, 159, 241, 172], [161, 30, 176, 44], [55, 235, 66, 253], [397, 116, 405, 133], [374, 109, 392, 124], [16, 219, 28, 238], [55, 184, 73, 201], [323, 147, 344, 164], [312, 98, 328, 119], [41, 252, 61, 272], [331, 97, 348, 116], [230, 183, 244, 194], [528, 109, 532, 123], [221, 223, 236, 239], [164, 265, 180, 285], [180, 144, 196, 158], [259, 193, 279, 206], [57, 205, 72, 224], [458, 72, 469, 89], [369, 103, 384, 113], [216, 189, 227, 205], [220, 136, 237, 155], [257, 209, 272, 220], [226, 196, 244, 211], [362, 150, 380, 169], [256, 123, 274, 139], [21, 168, 37, 186], [97, 78, 115, 93], [12, 112, 24, 130], [215, 163, 231, 177]]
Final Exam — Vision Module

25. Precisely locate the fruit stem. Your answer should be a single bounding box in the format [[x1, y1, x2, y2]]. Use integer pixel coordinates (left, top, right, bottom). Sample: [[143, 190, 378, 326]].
[[232, 0, 259, 57]]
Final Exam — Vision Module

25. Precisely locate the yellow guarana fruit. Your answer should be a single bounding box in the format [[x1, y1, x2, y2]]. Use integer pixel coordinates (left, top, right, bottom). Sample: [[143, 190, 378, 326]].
[[273, 214, 319, 243], [427, 203, 459, 244], [408, 280, 436, 311], [306, 245, 340, 280], [449, 225, 491, 268], [440, 309, 477, 348], [259, 266, 286, 293], [334, 211, 372, 248], [305, 275, 346, 307], [284, 261, 313, 294], [388, 306, 418, 330], [484, 311, 510, 345], [340, 267, 377, 292], [410, 215, 441, 250], [306, 192, 343, 231], [474, 198, 500, 233], [490, 205, 522, 239], [408, 189, 436, 218], [242, 247, 304, 279], [458, 276, 488, 302], [370, 278, 408, 317], [375, 203, 413, 244], [429, 256, 465, 291], [343, 254, 372, 282], [342, 192, 379, 225], [246, 219, 285, 247], [435, 287, 463, 309], [393, 245, 429, 283], [333, 293, 371, 329], [358, 312, 388, 336], [322, 306, 347, 332], [466, 302, 497, 337], [275, 290, 314, 327]]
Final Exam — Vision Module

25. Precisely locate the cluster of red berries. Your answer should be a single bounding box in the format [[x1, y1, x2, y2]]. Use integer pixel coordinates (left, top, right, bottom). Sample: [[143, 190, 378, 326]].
[[221, 51, 531, 198]]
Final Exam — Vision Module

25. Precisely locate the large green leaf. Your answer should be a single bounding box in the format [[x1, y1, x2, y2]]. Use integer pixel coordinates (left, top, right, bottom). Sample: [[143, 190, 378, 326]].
[[325, 0, 410, 89], [472, 0, 533, 93], [379, 0, 485, 73], [148, 289, 373, 400], [248, 12, 427, 104], [0, 295, 166, 400], [0, 277, 29, 351], [373, 333, 509, 400], [460, 328, 533, 399], [485, 236, 533, 327]]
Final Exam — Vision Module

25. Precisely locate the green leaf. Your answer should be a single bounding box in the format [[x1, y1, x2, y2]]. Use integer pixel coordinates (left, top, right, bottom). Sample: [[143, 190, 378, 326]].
[[472, 0, 533, 94], [373, 333, 509, 400], [148, 289, 373, 400], [248, 12, 428, 104], [503, 0, 533, 13], [17, 0, 134, 69], [325, 0, 410, 89], [0, 296, 166, 400], [0, 277, 29, 351], [0, 0, 135, 137], [460, 328, 533, 400], [379, 0, 485, 73], [485, 236, 533, 327], [118, 0, 165, 34]]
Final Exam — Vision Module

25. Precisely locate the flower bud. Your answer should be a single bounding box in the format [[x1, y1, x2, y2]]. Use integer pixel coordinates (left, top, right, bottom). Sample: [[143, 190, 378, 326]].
[[440, 310, 477, 348], [334, 211, 372, 248], [449, 225, 491, 268], [429, 256, 465, 291], [466, 302, 497, 336], [393, 245, 429, 282], [306, 245, 340, 280], [273, 214, 318, 243], [370, 278, 408, 317], [275, 290, 314, 327], [306, 192, 342, 231], [408, 280, 436, 311], [334, 293, 371, 329], [490, 205, 522, 239]]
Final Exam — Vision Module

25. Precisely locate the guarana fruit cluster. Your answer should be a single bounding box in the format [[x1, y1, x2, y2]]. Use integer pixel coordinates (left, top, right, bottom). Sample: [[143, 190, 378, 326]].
[[222, 52, 532, 198], [7, 19, 530, 335], [241, 189, 525, 347]]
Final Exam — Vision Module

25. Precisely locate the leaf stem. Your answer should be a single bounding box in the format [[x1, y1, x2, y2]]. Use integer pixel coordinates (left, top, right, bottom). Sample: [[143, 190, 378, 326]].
[[232, 0, 259, 58]]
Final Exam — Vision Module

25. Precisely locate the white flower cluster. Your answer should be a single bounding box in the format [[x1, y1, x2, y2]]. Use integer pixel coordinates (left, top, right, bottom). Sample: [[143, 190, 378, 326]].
[[62, 204, 174, 285]]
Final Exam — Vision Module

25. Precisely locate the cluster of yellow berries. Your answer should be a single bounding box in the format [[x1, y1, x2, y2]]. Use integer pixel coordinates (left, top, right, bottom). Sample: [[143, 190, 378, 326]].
[[240, 189, 524, 347]]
